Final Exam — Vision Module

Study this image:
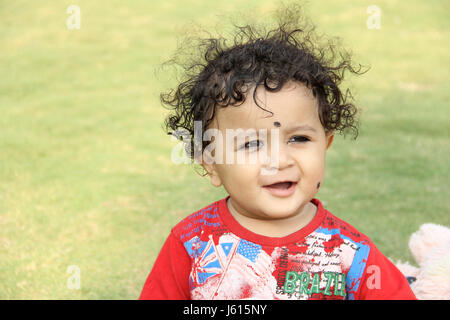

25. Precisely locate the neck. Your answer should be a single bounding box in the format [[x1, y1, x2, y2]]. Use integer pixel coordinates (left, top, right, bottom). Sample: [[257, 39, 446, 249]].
[[226, 198, 317, 238]]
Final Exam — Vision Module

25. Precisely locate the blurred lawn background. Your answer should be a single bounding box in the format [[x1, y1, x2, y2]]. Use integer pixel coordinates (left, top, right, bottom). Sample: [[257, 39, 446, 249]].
[[0, 0, 448, 299]]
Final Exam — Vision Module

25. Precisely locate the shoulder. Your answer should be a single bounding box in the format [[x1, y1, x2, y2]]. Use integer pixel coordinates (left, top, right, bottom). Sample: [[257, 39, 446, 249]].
[[171, 198, 224, 243], [313, 199, 374, 247]]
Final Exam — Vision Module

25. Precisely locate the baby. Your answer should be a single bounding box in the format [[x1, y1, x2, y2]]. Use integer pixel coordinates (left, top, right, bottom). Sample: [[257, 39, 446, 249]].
[[140, 7, 416, 300]]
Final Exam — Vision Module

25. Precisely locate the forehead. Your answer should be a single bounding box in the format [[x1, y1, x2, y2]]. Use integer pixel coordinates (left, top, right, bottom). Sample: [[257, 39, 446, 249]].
[[212, 81, 320, 131]]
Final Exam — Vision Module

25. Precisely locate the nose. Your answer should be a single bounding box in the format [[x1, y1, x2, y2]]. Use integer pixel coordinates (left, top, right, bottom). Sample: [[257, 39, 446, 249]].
[[262, 140, 295, 172], [274, 142, 295, 169]]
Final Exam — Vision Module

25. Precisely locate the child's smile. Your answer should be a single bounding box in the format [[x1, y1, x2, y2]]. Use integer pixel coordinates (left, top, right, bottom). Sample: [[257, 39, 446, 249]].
[[262, 181, 298, 197], [202, 81, 334, 236]]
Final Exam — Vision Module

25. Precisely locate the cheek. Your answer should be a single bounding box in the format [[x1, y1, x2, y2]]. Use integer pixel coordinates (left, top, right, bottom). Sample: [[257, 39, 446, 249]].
[[297, 150, 327, 180], [217, 163, 260, 187]]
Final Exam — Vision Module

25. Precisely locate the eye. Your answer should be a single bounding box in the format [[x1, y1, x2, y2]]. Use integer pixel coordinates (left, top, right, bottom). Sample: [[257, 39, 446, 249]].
[[289, 135, 310, 143], [241, 140, 264, 150]]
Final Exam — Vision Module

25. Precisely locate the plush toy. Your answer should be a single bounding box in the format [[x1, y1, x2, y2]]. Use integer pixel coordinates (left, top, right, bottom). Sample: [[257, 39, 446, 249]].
[[394, 223, 450, 300]]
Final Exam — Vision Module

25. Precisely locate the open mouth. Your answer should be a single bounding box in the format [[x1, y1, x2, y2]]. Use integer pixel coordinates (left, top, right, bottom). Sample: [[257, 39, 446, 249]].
[[265, 181, 294, 189], [263, 181, 297, 197]]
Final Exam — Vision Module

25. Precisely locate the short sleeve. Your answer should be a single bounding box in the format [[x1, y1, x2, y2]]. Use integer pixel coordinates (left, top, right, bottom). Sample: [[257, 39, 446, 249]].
[[139, 230, 191, 300], [354, 243, 417, 300]]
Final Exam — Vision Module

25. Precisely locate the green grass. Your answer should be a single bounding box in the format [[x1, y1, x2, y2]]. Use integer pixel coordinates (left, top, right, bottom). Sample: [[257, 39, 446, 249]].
[[0, 0, 448, 299]]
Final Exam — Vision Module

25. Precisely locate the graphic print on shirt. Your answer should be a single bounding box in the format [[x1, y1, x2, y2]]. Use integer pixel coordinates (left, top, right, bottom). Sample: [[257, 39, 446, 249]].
[[178, 201, 371, 300], [184, 233, 277, 299], [270, 228, 371, 299], [182, 231, 370, 299]]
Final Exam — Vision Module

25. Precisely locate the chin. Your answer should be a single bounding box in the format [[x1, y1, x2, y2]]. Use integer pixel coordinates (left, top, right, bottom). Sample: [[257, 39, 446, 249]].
[[265, 211, 298, 220], [259, 204, 300, 220], [261, 196, 309, 217]]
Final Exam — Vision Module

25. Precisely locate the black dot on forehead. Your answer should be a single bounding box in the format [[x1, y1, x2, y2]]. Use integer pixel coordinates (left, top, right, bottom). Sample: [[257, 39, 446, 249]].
[[273, 121, 281, 127]]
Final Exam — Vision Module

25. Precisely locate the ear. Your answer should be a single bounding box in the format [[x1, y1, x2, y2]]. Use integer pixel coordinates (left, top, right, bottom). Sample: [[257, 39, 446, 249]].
[[325, 131, 334, 150], [197, 153, 223, 188]]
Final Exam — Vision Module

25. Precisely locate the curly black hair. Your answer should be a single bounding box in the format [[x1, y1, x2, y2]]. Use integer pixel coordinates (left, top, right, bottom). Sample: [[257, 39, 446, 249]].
[[161, 4, 367, 166]]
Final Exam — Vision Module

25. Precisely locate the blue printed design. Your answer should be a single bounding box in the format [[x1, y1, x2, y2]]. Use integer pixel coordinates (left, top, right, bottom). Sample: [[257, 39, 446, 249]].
[[184, 237, 208, 259], [237, 239, 262, 263], [179, 204, 221, 242], [184, 236, 223, 286], [220, 242, 234, 257], [314, 227, 371, 300]]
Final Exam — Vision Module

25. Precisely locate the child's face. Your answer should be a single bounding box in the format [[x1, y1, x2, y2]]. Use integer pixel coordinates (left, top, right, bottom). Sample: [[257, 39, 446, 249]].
[[202, 81, 334, 221]]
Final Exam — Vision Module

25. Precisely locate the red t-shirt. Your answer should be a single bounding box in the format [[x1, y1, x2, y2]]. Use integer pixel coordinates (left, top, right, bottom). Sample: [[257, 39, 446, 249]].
[[139, 196, 416, 300]]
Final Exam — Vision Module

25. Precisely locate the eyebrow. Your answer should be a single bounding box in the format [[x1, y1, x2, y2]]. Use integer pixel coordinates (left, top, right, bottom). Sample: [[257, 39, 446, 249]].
[[230, 124, 317, 138], [285, 124, 317, 133]]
